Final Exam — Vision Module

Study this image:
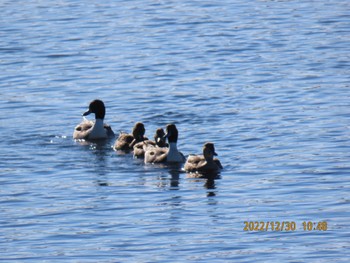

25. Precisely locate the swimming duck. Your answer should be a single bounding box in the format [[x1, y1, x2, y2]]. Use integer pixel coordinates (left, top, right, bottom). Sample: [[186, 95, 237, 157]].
[[133, 128, 168, 158], [144, 124, 185, 164], [153, 128, 168, 148], [114, 122, 148, 151], [73, 99, 115, 140], [184, 142, 223, 174]]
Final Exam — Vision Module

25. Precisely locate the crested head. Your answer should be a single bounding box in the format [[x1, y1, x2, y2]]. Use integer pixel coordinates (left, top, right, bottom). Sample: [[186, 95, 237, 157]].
[[83, 99, 106, 119], [164, 123, 178, 143]]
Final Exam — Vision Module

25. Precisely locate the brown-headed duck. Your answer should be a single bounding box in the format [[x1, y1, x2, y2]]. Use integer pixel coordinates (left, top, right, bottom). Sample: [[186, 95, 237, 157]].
[[184, 142, 223, 174], [133, 128, 168, 158], [114, 122, 148, 151]]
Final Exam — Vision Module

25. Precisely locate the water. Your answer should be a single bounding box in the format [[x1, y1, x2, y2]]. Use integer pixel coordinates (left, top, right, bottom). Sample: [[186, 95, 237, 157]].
[[1, 0, 349, 262]]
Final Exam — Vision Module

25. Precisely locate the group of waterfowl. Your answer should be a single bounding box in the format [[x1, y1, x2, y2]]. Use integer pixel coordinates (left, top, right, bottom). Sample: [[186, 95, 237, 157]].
[[73, 99, 223, 175]]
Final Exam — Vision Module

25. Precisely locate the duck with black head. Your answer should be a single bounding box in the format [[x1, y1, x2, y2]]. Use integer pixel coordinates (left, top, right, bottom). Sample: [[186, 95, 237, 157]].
[[73, 99, 115, 140], [144, 124, 185, 164], [114, 122, 148, 152], [184, 142, 223, 175]]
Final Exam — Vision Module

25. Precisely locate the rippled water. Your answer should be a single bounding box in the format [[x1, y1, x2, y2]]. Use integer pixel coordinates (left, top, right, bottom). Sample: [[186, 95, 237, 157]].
[[1, 0, 350, 262]]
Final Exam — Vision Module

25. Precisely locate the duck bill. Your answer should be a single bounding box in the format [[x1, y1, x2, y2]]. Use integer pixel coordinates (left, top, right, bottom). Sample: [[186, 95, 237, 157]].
[[213, 151, 218, 156], [163, 131, 171, 139], [82, 109, 91, 116]]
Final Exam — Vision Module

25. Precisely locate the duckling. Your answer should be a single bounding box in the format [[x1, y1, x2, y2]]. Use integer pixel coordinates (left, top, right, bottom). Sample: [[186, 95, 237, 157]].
[[133, 128, 168, 159], [73, 99, 115, 140], [144, 124, 185, 164], [114, 122, 147, 151], [153, 128, 168, 148], [184, 142, 223, 174]]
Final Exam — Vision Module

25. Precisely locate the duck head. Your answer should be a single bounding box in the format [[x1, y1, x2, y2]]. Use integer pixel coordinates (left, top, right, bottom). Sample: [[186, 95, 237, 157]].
[[132, 122, 146, 141], [83, 99, 106, 119], [203, 142, 218, 161], [163, 124, 179, 143], [154, 128, 166, 147]]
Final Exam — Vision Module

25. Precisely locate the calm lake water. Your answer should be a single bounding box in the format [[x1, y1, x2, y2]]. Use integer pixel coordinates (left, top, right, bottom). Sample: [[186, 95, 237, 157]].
[[1, 0, 349, 262]]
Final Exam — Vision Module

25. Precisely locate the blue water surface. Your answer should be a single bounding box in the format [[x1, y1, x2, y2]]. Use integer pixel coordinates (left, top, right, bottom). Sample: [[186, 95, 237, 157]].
[[1, 0, 349, 262]]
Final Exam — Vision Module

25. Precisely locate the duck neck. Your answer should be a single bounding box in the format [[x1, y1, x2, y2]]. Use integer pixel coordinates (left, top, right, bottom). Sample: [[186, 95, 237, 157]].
[[95, 110, 105, 120], [203, 152, 215, 164], [94, 118, 104, 126], [169, 142, 178, 152], [167, 142, 183, 162], [89, 118, 106, 138]]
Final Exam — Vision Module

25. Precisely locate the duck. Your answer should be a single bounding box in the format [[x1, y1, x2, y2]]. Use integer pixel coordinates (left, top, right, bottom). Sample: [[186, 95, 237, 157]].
[[114, 122, 148, 151], [184, 142, 223, 174], [73, 99, 115, 140], [144, 124, 185, 164], [153, 128, 168, 148], [133, 128, 168, 158]]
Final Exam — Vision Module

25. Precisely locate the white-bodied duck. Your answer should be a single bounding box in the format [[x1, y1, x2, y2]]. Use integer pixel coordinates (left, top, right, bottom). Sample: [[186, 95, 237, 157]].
[[144, 124, 185, 164], [73, 99, 115, 140]]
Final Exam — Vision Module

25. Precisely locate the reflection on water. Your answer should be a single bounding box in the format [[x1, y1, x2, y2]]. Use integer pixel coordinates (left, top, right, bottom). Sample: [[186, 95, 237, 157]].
[[205, 179, 217, 197], [168, 167, 181, 190], [185, 170, 222, 197]]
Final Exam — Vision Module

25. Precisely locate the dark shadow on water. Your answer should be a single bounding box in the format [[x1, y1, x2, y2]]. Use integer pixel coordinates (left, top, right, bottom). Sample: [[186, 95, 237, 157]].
[[205, 179, 217, 197], [152, 163, 183, 190], [186, 172, 221, 197], [168, 165, 181, 190]]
